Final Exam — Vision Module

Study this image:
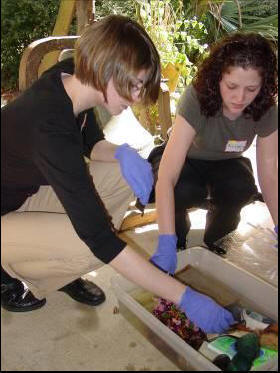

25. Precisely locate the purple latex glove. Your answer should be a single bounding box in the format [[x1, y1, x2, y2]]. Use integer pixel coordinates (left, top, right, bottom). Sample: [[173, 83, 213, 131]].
[[179, 286, 235, 333], [115, 143, 153, 205], [150, 234, 177, 275], [274, 225, 278, 248]]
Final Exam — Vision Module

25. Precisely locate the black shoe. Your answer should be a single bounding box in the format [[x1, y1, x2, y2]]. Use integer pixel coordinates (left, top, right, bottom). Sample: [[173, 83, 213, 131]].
[[1, 282, 46, 312], [206, 231, 245, 257], [206, 243, 227, 256], [58, 278, 105, 306]]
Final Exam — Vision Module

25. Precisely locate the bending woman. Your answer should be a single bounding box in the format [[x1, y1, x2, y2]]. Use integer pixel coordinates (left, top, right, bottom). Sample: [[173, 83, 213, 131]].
[[151, 32, 278, 271], [1, 15, 233, 334]]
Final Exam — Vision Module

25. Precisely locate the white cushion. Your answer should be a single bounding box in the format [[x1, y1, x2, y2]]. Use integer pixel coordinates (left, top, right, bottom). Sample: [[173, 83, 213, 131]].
[[103, 107, 155, 159]]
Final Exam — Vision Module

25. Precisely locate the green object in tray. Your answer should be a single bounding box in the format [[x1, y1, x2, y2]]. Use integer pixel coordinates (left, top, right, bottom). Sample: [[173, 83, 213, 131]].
[[252, 347, 278, 369]]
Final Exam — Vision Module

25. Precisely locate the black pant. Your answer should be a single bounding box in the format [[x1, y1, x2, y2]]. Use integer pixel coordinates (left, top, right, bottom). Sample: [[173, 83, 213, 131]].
[[173, 157, 259, 248], [1, 185, 39, 285]]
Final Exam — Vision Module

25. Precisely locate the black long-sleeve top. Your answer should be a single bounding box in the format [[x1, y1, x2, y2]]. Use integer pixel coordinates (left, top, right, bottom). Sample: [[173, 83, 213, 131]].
[[1, 58, 126, 263]]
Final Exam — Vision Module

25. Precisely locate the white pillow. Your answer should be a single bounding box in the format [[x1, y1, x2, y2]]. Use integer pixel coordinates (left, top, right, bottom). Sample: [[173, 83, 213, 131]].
[[103, 107, 155, 159]]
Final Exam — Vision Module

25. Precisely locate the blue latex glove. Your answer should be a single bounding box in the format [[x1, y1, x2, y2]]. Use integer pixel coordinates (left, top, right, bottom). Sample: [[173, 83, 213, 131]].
[[179, 286, 235, 333], [274, 225, 278, 248], [115, 143, 153, 205], [150, 234, 177, 275]]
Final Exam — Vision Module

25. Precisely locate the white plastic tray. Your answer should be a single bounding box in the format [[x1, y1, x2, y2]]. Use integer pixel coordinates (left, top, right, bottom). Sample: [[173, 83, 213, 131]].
[[111, 247, 278, 371]]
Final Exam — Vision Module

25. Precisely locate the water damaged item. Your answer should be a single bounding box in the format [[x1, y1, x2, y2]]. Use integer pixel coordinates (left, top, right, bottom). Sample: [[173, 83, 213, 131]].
[[111, 247, 278, 371]]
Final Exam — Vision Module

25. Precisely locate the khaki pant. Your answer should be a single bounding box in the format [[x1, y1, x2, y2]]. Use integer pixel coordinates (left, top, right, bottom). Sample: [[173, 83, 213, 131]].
[[2, 161, 134, 299]]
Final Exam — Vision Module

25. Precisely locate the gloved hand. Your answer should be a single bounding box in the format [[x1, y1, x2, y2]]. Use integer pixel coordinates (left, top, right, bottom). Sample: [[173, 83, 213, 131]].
[[115, 143, 153, 205], [179, 286, 235, 333], [274, 225, 278, 248], [150, 234, 177, 275]]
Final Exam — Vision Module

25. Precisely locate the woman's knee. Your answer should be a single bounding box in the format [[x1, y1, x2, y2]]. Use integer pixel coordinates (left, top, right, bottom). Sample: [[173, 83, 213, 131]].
[[174, 181, 208, 209], [212, 180, 258, 206], [89, 161, 131, 195]]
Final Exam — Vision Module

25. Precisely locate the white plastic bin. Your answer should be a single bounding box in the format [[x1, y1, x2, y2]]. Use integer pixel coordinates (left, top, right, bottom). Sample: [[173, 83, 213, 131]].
[[111, 247, 278, 371]]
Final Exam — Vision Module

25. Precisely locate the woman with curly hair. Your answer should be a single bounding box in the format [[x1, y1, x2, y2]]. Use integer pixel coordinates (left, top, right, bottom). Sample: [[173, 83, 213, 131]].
[[150, 32, 278, 280]]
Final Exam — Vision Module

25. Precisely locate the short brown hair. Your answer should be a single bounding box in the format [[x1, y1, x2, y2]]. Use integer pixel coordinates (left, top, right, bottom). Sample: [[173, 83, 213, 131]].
[[75, 15, 161, 104]]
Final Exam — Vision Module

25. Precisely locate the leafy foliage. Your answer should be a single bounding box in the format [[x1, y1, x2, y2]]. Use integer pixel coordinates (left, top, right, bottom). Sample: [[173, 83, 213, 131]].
[[1, 0, 59, 91], [136, 0, 208, 87], [95, 0, 136, 19], [2, 0, 277, 93], [182, 0, 278, 43], [245, 0, 278, 18], [212, 0, 278, 41], [133, 0, 209, 133]]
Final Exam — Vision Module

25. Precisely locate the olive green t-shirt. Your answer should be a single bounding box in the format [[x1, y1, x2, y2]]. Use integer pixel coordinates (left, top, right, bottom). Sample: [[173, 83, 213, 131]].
[[176, 85, 278, 160]]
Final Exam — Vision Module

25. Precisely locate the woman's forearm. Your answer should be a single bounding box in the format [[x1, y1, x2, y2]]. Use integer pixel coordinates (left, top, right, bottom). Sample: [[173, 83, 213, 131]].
[[155, 178, 176, 234], [110, 245, 186, 304], [259, 174, 278, 225], [153, 115, 195, 235], [256, 132, 278, 225]]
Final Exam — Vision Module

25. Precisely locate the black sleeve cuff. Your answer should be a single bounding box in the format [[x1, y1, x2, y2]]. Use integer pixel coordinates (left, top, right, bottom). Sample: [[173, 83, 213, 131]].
[[85, 231, 127, 264]]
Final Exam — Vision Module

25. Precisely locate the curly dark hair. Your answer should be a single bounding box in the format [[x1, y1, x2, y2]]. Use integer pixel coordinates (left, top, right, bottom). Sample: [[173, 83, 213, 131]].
[[193, 32, 278, 121]]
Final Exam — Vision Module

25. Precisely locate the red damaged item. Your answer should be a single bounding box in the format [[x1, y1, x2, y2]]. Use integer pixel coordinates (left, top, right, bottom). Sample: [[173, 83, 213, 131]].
[[152, 298, 207, 350]]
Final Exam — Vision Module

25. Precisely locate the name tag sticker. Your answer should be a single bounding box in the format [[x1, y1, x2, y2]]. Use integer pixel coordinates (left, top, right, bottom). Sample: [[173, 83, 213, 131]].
[[225, 140, 247, 152]]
